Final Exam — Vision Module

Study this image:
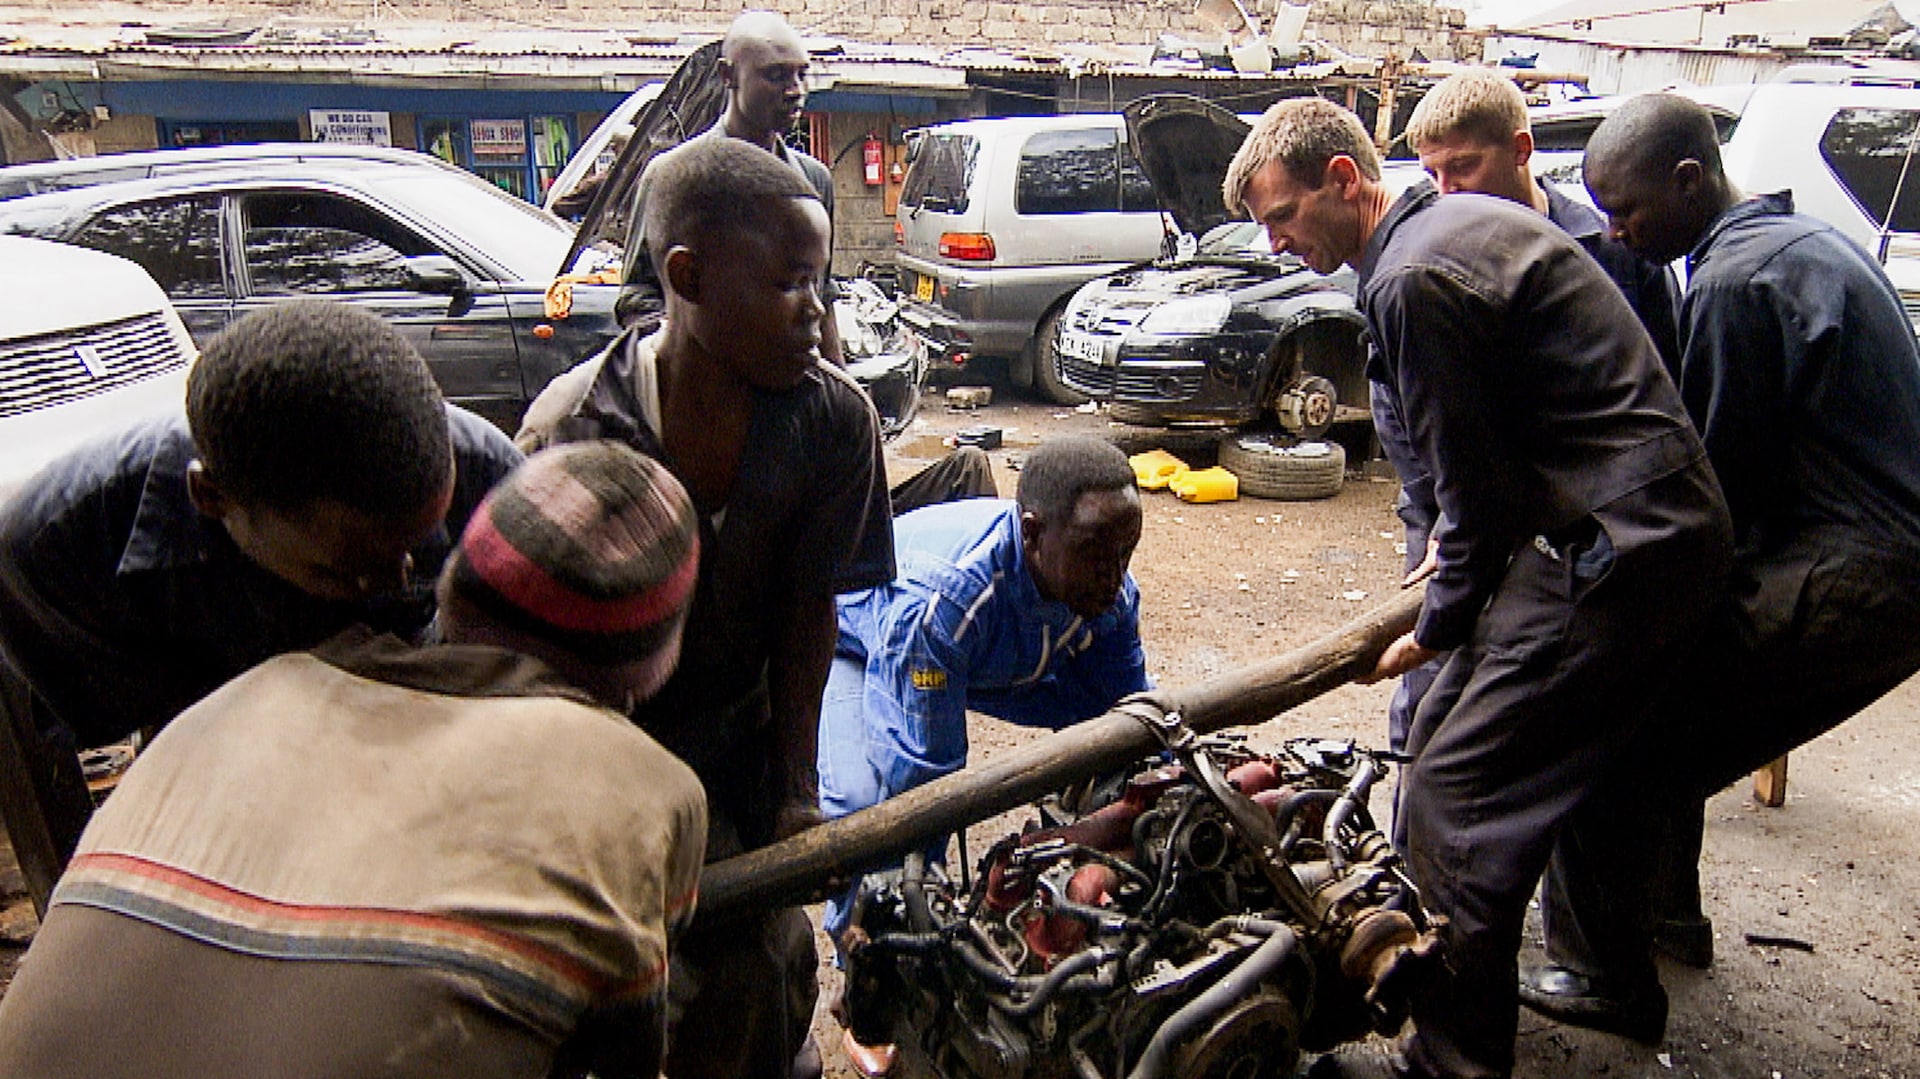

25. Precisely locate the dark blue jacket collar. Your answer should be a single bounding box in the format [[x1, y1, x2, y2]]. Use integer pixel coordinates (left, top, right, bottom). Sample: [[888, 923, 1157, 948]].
[[1356, 180, 1438, 290], [1689, 191, 1795, 275]]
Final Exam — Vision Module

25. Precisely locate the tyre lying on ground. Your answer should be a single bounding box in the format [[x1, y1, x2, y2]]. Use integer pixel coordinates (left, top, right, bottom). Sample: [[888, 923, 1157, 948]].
[[1218, 431, 1346, 501]]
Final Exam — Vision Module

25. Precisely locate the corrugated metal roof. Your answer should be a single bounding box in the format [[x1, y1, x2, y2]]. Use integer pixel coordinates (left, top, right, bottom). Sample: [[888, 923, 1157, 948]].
[[0, 2, 1451, 93]]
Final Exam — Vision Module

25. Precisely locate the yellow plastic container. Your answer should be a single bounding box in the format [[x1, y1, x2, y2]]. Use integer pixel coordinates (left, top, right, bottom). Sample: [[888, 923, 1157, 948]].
[[1129, 448, 1190, 491], [1170, 466, 1240, 503]]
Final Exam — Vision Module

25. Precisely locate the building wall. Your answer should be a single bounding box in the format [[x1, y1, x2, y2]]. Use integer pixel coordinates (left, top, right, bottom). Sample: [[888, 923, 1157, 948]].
[[107, 0, 1477, 60]]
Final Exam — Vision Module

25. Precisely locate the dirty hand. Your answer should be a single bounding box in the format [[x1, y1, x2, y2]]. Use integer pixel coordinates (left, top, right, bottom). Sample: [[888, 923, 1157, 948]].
[[1402, 535, 1440, 588], [1357, 631, 1438, 684]]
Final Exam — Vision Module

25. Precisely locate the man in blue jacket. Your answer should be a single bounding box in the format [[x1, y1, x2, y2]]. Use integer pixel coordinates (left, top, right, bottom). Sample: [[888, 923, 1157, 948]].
[[817, 435, 1149, 937], [1523, 92, 1920, 1045]]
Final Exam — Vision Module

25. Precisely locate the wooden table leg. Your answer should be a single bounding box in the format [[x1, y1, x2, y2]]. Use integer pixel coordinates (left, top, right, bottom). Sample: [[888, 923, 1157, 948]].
[[1753, 754, 1788, 808]]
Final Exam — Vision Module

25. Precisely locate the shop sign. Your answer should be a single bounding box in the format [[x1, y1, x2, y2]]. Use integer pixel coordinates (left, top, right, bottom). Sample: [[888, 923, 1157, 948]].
[[309, 109, 392, 146], [471, 119, 528, 156]]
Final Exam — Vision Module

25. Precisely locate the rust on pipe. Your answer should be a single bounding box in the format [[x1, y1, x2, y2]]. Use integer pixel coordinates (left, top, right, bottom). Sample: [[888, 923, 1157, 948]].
[[695, 587, 1423, 925]]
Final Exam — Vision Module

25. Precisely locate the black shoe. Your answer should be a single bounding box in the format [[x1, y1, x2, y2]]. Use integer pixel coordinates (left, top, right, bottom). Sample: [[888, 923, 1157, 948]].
[[1302, 1038, 1432, 1079], [1652, 916, 1714, 969], [1518, 964, 1667, 1045]]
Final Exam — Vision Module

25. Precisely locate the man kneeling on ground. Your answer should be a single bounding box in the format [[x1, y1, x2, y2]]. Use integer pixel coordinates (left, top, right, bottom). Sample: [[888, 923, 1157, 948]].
[[0, 442, 708, 1079]]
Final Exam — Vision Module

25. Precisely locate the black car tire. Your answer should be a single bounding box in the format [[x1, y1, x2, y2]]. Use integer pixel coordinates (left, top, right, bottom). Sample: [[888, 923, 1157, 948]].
[[1219, 431, 1346, 501], [1030, 309, 1089, 407]]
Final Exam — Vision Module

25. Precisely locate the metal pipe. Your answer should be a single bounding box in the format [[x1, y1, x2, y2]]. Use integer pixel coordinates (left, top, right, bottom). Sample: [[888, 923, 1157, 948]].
[[695, 588, 1422, 924]]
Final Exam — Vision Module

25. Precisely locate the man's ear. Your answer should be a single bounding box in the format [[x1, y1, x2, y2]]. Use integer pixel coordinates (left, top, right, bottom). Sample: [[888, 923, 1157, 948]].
[[1512, 128, 1535, 168], [185, 460, 230, 521], [1019, 509, 1044, 552], [1673, 158, 1705, 197], [717, 56, 738, 92], [663, 245, 700, 303], [1325, 154, 1371, 201]]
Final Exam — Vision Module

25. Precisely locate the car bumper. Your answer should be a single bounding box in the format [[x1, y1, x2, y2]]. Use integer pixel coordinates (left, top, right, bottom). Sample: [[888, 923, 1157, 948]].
[[894, 252, 1141, 361], [1058, 331, 1273, 425]]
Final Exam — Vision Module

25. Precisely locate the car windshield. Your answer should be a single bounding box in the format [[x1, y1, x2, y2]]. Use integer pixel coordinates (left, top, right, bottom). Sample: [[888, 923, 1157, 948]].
[[1196, 220, 1268, 255], [374, 171, 575, 280]]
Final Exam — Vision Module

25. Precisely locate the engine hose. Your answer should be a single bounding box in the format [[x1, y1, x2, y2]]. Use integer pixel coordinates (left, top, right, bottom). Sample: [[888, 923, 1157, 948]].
[[996, 946, 1123, 1018], [903, 850, 934, 933], [1323, 766, 1380, 874], [1038, 876, 1149, 936], [1124, 918, 1299, 1079], [1141, 797, 1201, 920], [1270, 788, 1339, 855]]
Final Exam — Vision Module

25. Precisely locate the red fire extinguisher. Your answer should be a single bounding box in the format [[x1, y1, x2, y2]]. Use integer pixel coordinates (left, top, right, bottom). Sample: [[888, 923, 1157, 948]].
[[863, 134, 885, 186]]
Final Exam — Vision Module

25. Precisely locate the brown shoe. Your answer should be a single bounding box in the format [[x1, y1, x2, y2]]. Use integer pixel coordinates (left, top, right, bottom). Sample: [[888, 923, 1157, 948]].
[[841, 1027, 898, 1079]]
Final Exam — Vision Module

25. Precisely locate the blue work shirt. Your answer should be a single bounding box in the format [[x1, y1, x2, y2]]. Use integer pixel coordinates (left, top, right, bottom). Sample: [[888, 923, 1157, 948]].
[[829, 498, 1150, 800]]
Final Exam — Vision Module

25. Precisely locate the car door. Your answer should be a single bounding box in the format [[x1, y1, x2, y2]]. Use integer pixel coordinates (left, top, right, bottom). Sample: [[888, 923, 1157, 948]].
[[64, 194, 234, 343], [229, 187, 527, 429]]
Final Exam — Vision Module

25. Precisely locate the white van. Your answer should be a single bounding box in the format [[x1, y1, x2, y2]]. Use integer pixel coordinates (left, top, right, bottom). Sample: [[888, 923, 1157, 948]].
[[0, 235, 197, 504], [893, 113, 1171, 402]]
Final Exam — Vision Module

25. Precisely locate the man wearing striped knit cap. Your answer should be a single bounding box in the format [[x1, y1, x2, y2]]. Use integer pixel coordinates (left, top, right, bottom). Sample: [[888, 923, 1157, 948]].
[[0, 441, 708, 1079]]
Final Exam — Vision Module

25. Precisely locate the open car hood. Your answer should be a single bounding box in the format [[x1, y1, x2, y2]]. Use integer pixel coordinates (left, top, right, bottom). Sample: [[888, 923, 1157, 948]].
[[558, 39, 726, 277], [1123, 94, 1253, 240]]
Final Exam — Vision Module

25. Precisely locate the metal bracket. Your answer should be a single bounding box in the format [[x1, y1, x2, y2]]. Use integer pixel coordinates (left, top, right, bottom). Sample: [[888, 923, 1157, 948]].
[[1115, 697, 1196, 753]]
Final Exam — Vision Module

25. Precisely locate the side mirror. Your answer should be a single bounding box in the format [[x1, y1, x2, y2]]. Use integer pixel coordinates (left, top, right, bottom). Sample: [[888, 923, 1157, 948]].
[[401, 254, 469, 295]]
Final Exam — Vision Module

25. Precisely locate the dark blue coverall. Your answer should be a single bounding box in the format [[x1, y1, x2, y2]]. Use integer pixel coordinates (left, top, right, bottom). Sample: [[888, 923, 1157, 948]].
[[1360, 185, 1732, 1079]]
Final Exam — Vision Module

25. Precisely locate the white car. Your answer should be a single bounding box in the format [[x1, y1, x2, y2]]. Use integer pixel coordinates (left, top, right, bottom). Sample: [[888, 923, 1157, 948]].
[[1714, 69, 1920, 328], [0, 235, 196, 504]]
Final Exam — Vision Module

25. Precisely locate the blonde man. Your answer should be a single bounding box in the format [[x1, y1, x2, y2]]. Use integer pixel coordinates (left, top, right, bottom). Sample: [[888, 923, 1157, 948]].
[[1407, 71, 1681, 376]]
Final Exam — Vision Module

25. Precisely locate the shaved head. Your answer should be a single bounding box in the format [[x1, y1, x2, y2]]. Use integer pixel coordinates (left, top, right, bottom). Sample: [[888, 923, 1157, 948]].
[[722, 10, 803, 61], [1583, 93, 1737, 264], [1585, 93, 1724, 184]]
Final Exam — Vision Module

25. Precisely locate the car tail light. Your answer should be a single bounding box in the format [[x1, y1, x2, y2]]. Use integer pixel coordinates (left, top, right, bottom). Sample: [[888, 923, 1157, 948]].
[[939, 232, 996, 261], [894, 219, 905, 246]]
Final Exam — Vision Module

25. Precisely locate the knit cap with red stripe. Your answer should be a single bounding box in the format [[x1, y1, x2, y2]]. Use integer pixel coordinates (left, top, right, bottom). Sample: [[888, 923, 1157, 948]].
[[449, 441, 698, 667]]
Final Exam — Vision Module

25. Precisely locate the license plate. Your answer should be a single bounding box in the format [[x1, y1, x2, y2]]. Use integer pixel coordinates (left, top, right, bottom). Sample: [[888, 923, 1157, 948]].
[[1057, 330, 1108, 365], [914, 274, 935, 302]]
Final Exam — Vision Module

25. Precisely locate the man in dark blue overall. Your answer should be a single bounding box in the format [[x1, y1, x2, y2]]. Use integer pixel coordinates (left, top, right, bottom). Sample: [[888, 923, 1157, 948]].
[[1225, 96, 1733, 1079], [1522, 91, 1920, 1045]]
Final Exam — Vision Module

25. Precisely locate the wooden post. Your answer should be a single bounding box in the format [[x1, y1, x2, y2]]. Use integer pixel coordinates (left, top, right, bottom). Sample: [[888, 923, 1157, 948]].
[[1374, 53, 1402, 155], [1753, 754, 1788, 807], [694, 589, 1423, 926]]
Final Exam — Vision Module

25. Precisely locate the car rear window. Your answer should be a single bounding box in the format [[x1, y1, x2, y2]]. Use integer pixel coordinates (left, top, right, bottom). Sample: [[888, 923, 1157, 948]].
[[1820, 107, 1920, 233], [1013, 127, 1160, 216], [901, 132, 977, 214]]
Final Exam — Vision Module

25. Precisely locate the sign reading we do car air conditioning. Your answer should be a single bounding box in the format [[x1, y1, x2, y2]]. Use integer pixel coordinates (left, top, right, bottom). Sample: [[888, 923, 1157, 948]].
[[310, 110, 393, 146]]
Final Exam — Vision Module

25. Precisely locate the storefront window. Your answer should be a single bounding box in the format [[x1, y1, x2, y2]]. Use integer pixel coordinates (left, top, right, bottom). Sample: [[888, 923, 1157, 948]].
[[162, 120, 301, 148], [420, 116, 573, 205]]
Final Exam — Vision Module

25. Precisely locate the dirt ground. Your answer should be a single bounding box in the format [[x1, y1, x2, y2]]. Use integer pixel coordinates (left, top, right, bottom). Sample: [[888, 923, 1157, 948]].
[[1, 385, 1915, 1078]]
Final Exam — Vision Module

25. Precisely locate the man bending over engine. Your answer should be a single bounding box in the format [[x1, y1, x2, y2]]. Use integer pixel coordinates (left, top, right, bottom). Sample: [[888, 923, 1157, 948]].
[[817, 435, 1150, 1076]]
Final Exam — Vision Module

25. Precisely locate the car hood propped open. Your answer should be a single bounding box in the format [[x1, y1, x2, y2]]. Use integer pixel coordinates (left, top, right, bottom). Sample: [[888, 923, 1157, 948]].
[[1123, 94, 1254, 239], [557, 38, 726, 278]]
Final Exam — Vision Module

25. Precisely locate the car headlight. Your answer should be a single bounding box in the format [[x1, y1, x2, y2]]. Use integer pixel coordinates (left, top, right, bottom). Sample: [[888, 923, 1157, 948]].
[[1137, 293, 1231, 335]]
